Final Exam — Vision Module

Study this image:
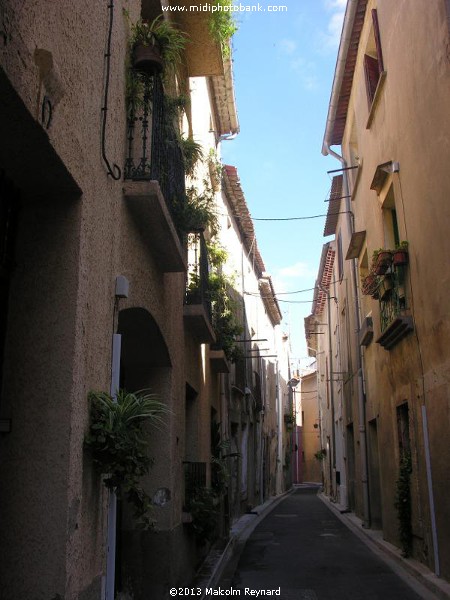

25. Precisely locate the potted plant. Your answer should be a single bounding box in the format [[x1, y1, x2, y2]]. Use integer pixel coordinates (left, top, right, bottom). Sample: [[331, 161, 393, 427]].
[[179, 136, 204, 178], [85, 389, 170, 528], [129, 15, 187, 74], [373, 248, 393, 275], [393, 241, 409, 267]]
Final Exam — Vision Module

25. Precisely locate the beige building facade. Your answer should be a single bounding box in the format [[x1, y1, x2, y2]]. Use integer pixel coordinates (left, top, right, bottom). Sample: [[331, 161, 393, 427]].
[[308, 0, 450, 583]]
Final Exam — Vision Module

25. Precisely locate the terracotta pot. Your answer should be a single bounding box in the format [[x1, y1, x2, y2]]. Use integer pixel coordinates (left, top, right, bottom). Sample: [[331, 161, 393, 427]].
[[374, 251, 393, 275], [132, 42, 163, 74], [393, 250, 408, 267]]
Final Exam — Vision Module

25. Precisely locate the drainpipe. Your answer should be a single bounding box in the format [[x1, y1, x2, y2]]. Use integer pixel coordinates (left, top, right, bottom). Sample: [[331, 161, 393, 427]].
[[324, 143, 370, 527], [105, 332, 122, 600], [319, 283, 337, 486]]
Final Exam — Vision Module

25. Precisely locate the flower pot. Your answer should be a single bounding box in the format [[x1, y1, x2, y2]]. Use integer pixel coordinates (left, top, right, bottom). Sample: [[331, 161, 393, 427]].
[[375, 251, 393, 275], [133, 41, 163, 74], [393, 250, 408, 267]]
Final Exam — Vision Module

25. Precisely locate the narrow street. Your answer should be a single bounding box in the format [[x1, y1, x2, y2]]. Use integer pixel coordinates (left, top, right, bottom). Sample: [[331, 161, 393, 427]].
[[217, 486, 434, 600]]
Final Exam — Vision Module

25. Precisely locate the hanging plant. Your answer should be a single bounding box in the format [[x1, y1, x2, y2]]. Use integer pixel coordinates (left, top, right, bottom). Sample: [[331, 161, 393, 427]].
[[85, 389, 170, 528], [208, 1, 238, 58], [128, 14, 188, 74], [179, 136, 204, 177]]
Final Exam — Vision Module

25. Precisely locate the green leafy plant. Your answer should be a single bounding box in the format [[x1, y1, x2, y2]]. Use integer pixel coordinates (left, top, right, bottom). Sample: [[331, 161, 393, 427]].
[[188, 486, 220, 544], [164, 93, 190, 118], [208, 148, 223, 191], [395, 450, 413, 557], [173, 181, 219, 235], [314, 448, 327, 461], [128, 15, 188, 70], [206, 240, 228, 269], [396, 240, 409, 250], [85, 389, 170, 528], [208, 271, 243, 362], [179, 136, 204, 177], [208, 1, 238, 58]]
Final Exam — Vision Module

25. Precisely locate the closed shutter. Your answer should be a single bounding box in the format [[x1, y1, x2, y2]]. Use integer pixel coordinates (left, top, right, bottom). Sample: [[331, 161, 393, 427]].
[[371, 9, 384, 73], [364, 54, 379, 106]]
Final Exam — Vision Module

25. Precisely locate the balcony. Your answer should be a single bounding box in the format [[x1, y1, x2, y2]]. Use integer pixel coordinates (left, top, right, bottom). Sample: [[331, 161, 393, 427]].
[[124, 73, 186, 272], [167, 0, 224, 77], [184, 232, 216, 344], [376, 266, 414, 350], [209, 348, 230, 374]]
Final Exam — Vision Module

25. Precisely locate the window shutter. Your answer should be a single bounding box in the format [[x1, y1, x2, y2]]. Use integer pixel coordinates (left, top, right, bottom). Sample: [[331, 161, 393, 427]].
[[364, 54, 379, 106], [371, 9, 384, 73]]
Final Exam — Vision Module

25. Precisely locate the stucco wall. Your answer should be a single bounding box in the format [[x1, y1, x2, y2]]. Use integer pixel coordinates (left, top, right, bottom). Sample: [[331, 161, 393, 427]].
[[335, 0, 450, 576]]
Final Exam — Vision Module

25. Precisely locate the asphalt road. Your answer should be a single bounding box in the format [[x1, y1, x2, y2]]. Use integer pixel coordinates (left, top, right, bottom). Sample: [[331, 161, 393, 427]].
[[217, 486, 433, 600]]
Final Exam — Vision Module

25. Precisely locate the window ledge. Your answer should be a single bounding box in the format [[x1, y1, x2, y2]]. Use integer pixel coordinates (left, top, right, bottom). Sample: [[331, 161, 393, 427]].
[[366, 71, 387, 130]]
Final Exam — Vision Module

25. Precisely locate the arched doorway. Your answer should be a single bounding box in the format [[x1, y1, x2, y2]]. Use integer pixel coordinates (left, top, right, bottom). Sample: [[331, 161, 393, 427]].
[[115, 307, 173, 595]]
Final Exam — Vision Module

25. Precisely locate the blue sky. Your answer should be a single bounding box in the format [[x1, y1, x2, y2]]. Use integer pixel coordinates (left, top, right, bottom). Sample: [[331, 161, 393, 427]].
[[221, 0, 346, 367]]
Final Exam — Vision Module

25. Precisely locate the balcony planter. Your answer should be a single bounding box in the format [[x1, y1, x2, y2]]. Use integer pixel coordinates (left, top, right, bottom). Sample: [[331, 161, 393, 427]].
[[374, 250, 393, 275], [132, 41, 163, 74], [393, 249, 408, 267], [362, 273, 378, 296], [393, 243, 409, 267]]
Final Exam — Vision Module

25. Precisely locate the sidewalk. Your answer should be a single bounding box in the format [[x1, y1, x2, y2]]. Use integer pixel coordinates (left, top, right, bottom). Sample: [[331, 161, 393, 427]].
[[319, 493, 450, 600]]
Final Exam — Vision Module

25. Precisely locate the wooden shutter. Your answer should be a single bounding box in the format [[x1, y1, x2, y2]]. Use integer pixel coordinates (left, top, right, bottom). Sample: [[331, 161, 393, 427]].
[[364, 54, 379, 105], [371, 9, 384, 73]]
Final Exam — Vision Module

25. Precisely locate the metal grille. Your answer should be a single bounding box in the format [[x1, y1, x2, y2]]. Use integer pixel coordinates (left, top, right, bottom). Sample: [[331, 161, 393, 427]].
[[379, 267, 407, 332], [184, 232, 212, 322], [124, 73, 186, 237], [183, 461, 207, 508]]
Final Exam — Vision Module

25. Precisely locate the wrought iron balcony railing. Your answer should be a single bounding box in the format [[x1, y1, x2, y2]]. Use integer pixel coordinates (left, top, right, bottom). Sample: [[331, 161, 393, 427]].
[[377, 265, 413, 349], [124, 73, 186, 238], [378, 268, 406, 331], [185, 232, 212, 322]]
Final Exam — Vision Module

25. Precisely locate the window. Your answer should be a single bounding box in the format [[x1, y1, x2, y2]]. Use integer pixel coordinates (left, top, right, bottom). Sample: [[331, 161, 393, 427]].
[[382, 185, 399, 249], [364, 9, 385, 107]]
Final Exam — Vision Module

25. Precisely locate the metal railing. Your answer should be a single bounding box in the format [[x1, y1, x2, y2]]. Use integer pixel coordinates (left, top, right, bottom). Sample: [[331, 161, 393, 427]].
[[183, 461, 207, 508], [379, 267, 407, 332], [124, 73, 186, 237], [184, 232, 212, 321]]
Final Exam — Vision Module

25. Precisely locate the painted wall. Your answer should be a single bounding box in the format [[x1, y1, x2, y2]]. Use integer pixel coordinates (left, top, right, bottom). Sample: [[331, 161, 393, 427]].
[[323, 0, 450, 579]]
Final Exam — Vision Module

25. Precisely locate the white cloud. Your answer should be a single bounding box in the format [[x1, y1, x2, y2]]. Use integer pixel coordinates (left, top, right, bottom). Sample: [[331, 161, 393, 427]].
[[320, 0, 346, 52]]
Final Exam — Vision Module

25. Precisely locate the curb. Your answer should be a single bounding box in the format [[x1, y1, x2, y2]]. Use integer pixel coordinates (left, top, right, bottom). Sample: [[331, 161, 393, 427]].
[[195, 487, 294, 597], [319, 493, 450, 600]]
